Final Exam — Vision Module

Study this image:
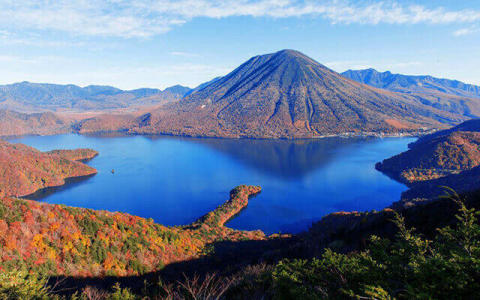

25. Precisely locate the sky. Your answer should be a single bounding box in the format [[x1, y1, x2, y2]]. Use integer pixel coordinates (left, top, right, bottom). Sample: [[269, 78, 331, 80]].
[[0, 0, 479, 90]]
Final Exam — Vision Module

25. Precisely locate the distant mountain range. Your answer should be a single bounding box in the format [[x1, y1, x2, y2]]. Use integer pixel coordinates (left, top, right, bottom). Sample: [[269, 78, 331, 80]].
[[342, 68, 480, 98], [133, 49, 465, 138], [0, 82, 191, 112], [3, 49, 480, 138], [342, 69, 480, 117]]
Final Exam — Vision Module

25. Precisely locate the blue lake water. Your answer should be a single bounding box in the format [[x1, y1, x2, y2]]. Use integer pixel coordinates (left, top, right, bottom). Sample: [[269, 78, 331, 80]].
[[9, 134, 413, 234]]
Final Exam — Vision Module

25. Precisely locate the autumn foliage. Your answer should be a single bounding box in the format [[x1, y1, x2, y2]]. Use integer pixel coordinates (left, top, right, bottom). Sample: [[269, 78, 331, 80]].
[[0, 140, 98, 197], [0, 185, 265, 277]]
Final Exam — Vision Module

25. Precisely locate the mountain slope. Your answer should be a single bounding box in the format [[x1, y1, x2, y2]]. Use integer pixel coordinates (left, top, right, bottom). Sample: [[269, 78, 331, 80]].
[[0, 140, 98, 197], [135, 50, 464, 138], [376, 130, 480, 183], [184, 76, 223, 97], [0, 82, 191, 112], [0, 110, 70, 136], [372, 117, 480, 206], [411, 118, 480, 147], [342, 69, 480, 117]]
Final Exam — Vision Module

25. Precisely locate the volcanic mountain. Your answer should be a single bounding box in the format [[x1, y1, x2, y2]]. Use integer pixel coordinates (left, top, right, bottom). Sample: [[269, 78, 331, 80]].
[[136, 50, 465, 138]]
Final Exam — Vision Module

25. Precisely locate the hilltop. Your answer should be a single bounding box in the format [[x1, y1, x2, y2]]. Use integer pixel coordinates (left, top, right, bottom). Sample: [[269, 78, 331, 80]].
[[342, 68, 480, 99], [0, 110, 70, 137]]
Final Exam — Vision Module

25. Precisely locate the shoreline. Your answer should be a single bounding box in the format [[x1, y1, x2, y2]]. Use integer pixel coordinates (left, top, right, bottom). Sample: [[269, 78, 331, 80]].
[[1, 128, 433, 141]]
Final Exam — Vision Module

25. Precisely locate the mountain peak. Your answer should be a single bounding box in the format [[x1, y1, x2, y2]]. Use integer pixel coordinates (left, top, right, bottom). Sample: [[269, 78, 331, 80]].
[[271, 49, 320, 65], [275, 49, 305, 57], [144, 50, 462, 138]]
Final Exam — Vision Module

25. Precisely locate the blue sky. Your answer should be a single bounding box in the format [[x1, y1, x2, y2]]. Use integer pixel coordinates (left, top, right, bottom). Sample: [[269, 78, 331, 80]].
[[0, 0, 479, 89]]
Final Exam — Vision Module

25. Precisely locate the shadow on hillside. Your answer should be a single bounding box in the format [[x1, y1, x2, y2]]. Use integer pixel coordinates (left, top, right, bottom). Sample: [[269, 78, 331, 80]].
[[22, 174, 96, 200], [49, 235, 299, 295]]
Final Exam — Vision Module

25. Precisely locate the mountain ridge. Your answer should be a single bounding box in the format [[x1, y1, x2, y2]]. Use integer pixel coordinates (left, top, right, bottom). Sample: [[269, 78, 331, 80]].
[[342, 68, 480, 118], [0, 81, 192, 112], [342, 68, 480, 98]]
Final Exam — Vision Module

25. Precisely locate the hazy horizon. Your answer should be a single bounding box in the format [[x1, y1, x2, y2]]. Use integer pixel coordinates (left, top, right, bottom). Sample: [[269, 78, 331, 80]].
[[0, 0, 479, 89]]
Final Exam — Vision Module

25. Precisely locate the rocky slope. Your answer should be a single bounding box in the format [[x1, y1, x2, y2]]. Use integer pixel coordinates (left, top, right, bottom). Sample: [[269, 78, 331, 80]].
[[0, 140, 98, 197], [342, 68, 480, 117], [0, 82, 191, 112], [132, 50, 465, 138]]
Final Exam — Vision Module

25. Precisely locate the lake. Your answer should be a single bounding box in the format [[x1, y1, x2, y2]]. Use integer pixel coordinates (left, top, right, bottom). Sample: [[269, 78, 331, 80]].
[[9, 134, 413, 234]]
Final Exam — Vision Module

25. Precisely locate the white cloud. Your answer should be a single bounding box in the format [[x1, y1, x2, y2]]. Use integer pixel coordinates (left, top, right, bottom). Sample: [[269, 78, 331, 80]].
[[453, 26, 480, 36], [0, 1, 479, 38]]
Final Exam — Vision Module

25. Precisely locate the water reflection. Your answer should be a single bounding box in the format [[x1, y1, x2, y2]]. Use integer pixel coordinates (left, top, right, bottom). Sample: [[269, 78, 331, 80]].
[[161, 136, 377, 179], [22, 174, 96, 200]]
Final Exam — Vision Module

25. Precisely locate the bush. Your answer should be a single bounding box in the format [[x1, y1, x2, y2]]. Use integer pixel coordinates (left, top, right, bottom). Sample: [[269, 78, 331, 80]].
[[271, 191, 480, 299], [0, 271, 50, 300], [106, 283, 136, 300], [78, 216, 101, 236], [91, 240, 107, 264]]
